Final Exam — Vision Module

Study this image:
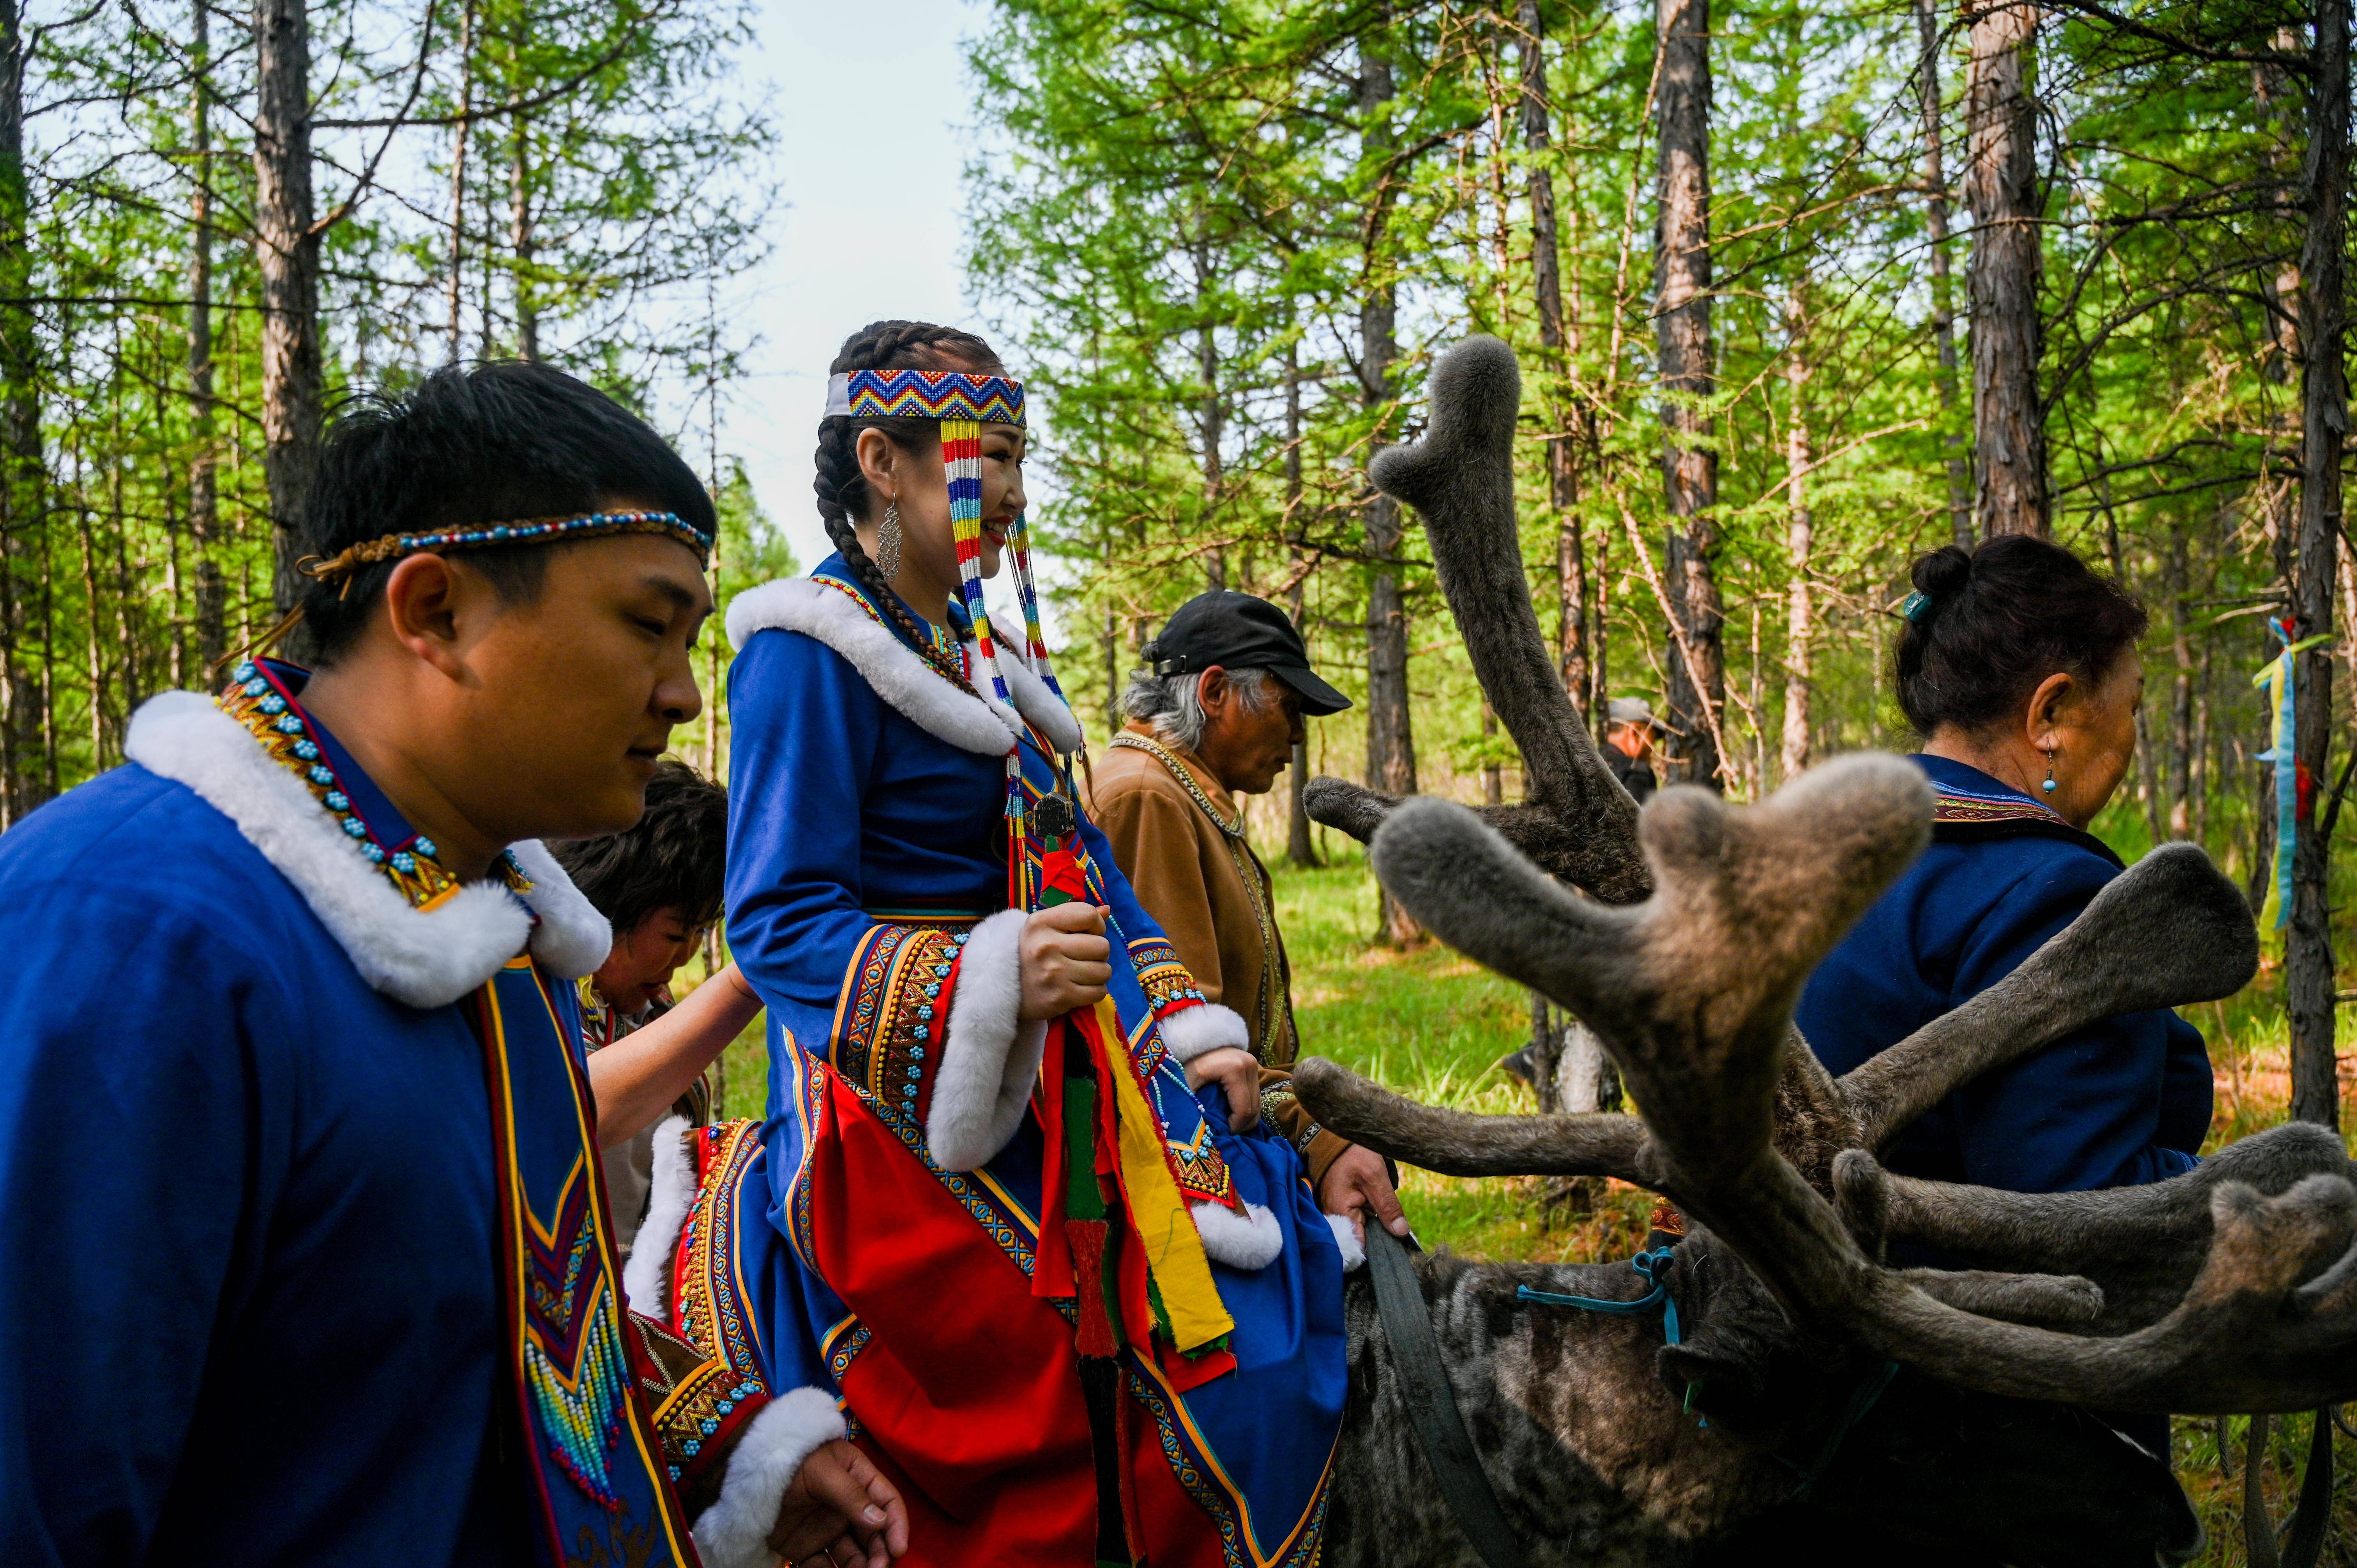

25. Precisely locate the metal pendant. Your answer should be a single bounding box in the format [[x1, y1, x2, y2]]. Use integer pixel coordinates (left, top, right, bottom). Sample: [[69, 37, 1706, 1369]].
[[1032, 792, 1077, 841]]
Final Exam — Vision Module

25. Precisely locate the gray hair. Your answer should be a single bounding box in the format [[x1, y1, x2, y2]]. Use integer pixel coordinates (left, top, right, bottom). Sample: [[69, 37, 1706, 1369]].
[[1120, 665, 1275, 752]]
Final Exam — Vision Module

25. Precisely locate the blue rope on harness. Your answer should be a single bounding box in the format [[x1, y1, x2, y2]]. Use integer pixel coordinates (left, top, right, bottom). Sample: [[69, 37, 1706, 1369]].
[[1514, 1248, 1899, 1497], [1514, 1247, 1682, 1346]]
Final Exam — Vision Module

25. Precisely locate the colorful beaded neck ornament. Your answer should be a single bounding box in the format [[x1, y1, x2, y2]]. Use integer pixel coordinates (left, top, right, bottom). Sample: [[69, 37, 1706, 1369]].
[[825, 368, 1067, 835], [217, 657, 532, 908]]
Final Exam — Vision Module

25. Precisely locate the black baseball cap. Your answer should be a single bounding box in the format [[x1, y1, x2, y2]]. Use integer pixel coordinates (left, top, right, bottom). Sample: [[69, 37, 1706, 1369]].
[[1143, 591, 1352, 716]]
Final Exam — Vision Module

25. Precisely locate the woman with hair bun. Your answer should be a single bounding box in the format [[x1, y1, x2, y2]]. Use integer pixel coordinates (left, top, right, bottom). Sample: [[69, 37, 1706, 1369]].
[[623, 321, 1346, 1568], [1795, 535, 2210, 1446]]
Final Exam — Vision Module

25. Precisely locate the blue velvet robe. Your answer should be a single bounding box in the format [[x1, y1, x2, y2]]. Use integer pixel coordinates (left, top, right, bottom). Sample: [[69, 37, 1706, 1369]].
[[0, 709, 589, 1565], [1797, 754, 2212, 1195]]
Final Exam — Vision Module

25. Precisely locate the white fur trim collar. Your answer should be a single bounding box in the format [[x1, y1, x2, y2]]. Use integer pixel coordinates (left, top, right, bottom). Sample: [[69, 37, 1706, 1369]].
[[124, 690, 613, 1009], [727, 576, 1081, 757]]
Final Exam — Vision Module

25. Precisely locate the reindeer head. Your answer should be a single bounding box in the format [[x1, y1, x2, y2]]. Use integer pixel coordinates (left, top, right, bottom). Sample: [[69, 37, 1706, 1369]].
[[1297, 335, 2356, 1557]]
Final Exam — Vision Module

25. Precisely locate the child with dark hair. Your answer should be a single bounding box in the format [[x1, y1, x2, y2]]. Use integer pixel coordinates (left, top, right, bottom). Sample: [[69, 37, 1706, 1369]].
[[551, 758, 759, 1254], [0, 360, 903, 1568]]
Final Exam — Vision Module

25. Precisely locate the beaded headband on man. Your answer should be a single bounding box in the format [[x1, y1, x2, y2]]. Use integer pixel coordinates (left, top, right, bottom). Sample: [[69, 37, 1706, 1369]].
[[824, 369, 1026, 427], [299, 509, 714, 592]]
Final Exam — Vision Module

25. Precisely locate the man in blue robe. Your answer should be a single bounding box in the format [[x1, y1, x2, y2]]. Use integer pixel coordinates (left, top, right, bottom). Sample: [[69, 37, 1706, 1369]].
[[0, 363, 903, 1568]]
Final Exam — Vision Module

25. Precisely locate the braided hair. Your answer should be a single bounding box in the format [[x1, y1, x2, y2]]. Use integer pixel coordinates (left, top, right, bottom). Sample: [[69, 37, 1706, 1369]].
[[815, 319, 1005, 696]]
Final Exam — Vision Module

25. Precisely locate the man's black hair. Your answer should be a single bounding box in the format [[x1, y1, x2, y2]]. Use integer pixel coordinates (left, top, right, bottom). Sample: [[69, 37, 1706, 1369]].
[[299, 360, 715, 662], [549, 759, 728, 937]]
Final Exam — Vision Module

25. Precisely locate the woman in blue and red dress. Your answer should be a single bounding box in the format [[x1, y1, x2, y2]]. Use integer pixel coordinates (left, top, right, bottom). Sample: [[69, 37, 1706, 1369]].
[[631, 321, 1348, 1568]]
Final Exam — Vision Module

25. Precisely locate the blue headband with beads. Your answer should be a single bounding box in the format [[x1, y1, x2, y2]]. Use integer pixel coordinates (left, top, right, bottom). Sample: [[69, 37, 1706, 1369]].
[[299, 509, 713, 594]]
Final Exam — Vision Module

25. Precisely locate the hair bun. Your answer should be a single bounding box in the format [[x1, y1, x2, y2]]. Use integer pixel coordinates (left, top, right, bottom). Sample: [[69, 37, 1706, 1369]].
[[1912, 545, 1972, 600]]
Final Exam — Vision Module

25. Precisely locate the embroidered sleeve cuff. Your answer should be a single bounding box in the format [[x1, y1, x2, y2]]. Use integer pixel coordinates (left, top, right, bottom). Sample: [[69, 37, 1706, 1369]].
[[1157, 1001, 1247, 1066], [927, 908, 1048, 1171], [1128, 935, 1210, 1015], [689, 1387, 849, 1568]]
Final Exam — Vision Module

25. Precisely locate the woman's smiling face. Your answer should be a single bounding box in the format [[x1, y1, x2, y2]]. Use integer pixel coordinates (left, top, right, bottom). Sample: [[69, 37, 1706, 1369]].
[[851, 392, 1028, 619]]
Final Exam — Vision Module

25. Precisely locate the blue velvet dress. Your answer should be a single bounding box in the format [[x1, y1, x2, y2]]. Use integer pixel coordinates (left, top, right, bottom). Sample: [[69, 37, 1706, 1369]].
[[698, 557, 1346, 1567], [1797, 754, 2212, 1196]]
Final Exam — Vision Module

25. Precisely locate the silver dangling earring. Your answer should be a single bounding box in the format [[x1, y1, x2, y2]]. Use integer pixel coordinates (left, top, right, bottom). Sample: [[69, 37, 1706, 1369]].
[[876, 500, 904, 577], [2042, 748, 2058, 795]]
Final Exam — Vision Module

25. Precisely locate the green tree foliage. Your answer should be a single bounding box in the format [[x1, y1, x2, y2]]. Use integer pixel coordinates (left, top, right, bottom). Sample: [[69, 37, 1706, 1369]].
[[968, 0, 2349, 917], [0, 0, 774, 810]]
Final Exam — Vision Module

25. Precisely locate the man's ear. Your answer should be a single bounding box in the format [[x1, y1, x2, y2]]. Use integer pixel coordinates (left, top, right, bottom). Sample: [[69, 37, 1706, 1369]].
[[382, 553, 472, 680], [1197, 666, 1230, 715]]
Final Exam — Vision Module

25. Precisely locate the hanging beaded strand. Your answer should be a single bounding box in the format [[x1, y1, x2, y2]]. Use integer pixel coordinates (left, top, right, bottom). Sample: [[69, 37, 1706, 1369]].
[[1004, 510, 1066, 699], [942, 417, 1027, 899]]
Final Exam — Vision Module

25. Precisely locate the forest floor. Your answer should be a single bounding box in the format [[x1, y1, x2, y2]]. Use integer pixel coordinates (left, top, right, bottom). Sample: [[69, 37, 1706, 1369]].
[[698, 851, 2357, 1564]]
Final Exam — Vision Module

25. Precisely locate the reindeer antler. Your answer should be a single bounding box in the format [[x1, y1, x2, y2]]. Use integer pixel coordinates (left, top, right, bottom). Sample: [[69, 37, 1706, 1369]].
[[1294, 333, 2353, 1415], [1309, 768, 2357, 1413], [1302, 337, 1650, 905]]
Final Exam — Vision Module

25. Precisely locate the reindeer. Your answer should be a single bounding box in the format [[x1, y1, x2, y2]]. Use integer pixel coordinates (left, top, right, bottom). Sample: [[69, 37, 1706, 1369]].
[[1291, 337, 2357, 1566]]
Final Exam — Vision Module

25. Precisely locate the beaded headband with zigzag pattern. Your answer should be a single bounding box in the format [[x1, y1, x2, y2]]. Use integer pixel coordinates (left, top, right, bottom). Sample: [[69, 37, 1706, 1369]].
[[825, 369, 1026, 427]]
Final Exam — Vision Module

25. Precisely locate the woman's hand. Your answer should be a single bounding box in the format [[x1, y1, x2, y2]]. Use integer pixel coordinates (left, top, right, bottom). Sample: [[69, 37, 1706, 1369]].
[[1184, 1046, 1262, 1133], [1018, 903, 1112, 1021], [766, 1437, 908, 1568]]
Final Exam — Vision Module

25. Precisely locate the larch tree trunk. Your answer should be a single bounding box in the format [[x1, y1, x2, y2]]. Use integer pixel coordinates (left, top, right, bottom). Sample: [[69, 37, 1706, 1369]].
[[510, 111, 538, 361], [1919, 0, 1971, 546], [1284, 343, 1316, 868], [254, 0, 322, 618], [189, 0, 226, 677], [1963, 0, 2046, 539], [1517, 0, 1589, 723], [1655, 0, 1725, 790], [1360, 31, 1418, 945], [1779, 279, 1814, 782], [0, 0, 47, 821], [2289, 0, 2347, 1131], [1198, 268, 1224, 592], [444, 0, 475, 358]]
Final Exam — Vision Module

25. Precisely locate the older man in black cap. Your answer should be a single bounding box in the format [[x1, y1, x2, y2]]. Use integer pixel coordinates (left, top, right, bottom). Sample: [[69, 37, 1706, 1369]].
[[1086, 590, 1409, 1246]]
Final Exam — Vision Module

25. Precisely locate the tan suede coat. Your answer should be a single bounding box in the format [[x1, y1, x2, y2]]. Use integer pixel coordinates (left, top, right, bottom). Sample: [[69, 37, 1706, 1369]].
[[1087, 723, 1346, 1186]]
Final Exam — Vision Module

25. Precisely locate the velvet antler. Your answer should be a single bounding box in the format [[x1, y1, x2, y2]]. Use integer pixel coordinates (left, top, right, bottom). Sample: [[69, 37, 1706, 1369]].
[[1302, 337, 1650, 905]]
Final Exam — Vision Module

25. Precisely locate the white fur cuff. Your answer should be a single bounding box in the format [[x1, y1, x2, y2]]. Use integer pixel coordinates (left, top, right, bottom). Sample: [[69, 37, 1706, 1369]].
[[621, 1116, 693, 1315], [1158, 1001, 1248, 1065], [690, 1387, 848, 1568], [1192, 1199, 1284, 1271], [1325, 1211, 1366, 1272], [927, 909, 1047, 1171]]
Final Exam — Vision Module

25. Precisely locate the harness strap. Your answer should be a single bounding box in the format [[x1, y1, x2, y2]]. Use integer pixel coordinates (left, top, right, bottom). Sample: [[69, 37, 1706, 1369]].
[[1364, 1223, 1528, 1568]]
